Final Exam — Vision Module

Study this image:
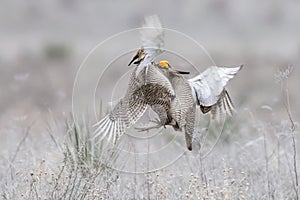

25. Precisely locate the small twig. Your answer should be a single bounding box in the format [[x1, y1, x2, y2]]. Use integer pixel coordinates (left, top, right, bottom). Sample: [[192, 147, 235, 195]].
[[292, 134, 299, 200], [277, 65, 298, 199], [201, 117, 226, 159], [198, 154, 208, 197], [132, 141, 137, 200], [262, 125, 272, 200], [9, 122, 34, 180], [147, 135, 150, 200], [10, 123, 34, 163], [283, 71, 298, 199]]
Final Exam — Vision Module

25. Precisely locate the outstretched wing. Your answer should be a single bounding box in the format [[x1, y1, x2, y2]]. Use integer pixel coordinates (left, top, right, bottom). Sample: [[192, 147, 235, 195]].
[[94, 16, 166, 144], [136, 15, 165, 76], [93, 70, 148, 144], [188, 65, 242, 119]]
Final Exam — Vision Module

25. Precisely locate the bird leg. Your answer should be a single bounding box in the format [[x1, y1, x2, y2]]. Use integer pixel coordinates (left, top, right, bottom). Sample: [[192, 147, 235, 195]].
[[135, 124, 163, 132], [135, 118, 178, 132], [149, 118, 163, 125], [135, 118, 163, 132]]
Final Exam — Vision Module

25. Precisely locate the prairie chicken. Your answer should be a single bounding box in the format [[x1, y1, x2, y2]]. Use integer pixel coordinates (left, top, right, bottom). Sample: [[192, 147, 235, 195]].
[[93, 15, 167, 144], [137, 60, 243, 150], [93, 15, 242, 150]]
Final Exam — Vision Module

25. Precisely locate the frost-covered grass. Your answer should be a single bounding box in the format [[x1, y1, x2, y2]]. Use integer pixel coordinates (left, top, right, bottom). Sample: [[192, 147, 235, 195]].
[[1, 113, 299, 199], [1, 68, 299, 199]]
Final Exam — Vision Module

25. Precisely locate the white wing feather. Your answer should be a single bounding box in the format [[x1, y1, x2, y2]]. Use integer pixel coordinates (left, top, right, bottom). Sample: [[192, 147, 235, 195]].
[[136, 15, 165, 76], [188, 65, 242, 107]]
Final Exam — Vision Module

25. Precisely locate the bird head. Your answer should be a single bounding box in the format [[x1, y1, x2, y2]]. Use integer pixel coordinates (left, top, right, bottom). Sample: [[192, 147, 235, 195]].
[[128, 48, 146, 66], [158, 60, 190, 75]]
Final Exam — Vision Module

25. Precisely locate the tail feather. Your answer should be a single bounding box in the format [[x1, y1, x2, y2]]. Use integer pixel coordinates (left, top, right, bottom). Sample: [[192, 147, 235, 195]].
[[185, 132, 193, 151], [224, 90, 235, 116], [210, 90, 235, 121], [210, 98, 222, 121]]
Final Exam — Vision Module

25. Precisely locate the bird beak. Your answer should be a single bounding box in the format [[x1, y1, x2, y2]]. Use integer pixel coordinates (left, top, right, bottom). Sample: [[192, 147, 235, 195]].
[[128, 53, 139, 66], [170, 64, 190, 74], [176, 70, 190, 74]]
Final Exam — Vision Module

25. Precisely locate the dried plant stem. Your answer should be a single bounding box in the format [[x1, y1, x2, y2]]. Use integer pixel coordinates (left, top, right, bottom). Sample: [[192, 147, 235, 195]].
[[292, 134, 299, 200], [9, 123, 34, 182], [147, 136, 150, 200], [263, 128, 272, 200], [133, 143, 137, 200], [199, 156, 208, 197], [281, 68, 298, 199]]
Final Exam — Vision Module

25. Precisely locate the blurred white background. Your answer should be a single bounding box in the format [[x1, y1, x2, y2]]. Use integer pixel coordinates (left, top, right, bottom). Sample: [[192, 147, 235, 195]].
[[1, 0, 299, 129]]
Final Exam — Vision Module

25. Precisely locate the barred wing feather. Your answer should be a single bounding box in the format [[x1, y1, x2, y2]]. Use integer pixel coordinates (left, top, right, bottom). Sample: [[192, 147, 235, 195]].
[[93, 95, 147, 145], [93, 68, 148, 144], [93, 64, 174, 145]]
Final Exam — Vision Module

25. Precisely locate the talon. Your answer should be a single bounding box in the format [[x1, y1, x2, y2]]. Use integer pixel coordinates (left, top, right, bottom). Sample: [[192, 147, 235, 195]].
[[135, 126, 152, 132], [134, 123, 163, 132], [149, 118, 161, 125]]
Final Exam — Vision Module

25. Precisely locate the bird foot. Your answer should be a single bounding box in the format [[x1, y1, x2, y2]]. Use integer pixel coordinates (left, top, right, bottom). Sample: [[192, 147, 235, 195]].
[[149, 118, 162, 125], [135, 124, 162, 132], [135, 118, 163, 132]]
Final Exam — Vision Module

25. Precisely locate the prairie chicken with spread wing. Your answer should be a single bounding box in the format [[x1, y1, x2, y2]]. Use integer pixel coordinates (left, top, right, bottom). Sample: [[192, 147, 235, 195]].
[[137, 60, 243, 151], [93, 15, 169, 144]]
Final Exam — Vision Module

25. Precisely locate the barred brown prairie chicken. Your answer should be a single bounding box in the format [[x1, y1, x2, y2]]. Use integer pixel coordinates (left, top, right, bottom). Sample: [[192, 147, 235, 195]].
[[93, 15, 167, 144], [93, 62, 173, 144], [136, 60, 242, 151]]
